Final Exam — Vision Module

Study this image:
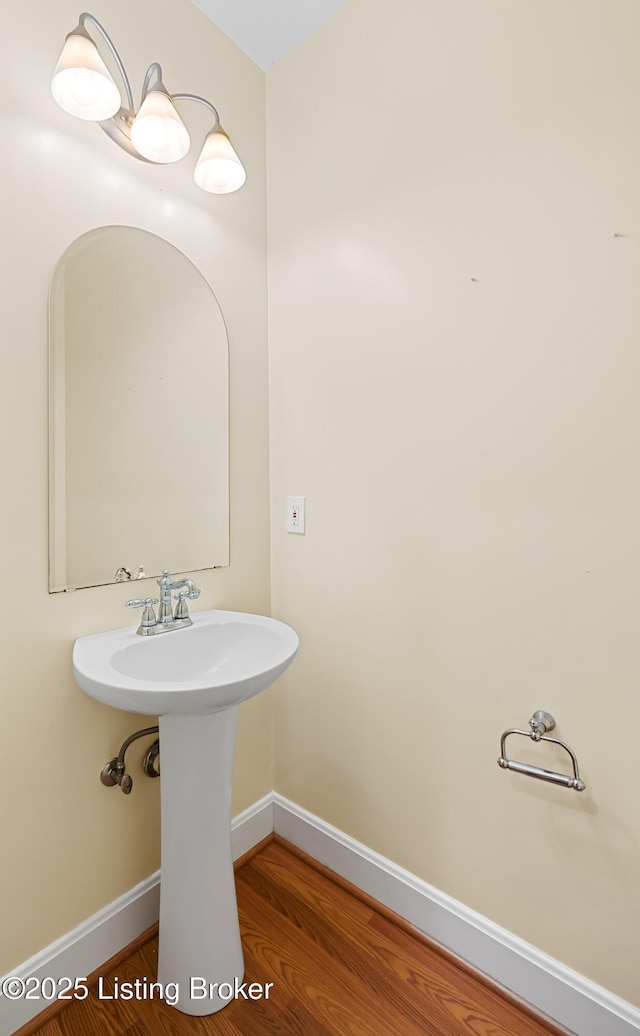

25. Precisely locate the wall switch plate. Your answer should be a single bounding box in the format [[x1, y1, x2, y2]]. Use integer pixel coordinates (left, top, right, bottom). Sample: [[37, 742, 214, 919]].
[[287, 496, 305, 534]]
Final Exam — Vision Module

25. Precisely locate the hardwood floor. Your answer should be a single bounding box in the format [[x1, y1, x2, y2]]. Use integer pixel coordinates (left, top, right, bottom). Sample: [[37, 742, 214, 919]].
[[21, 837, 571, 1036]]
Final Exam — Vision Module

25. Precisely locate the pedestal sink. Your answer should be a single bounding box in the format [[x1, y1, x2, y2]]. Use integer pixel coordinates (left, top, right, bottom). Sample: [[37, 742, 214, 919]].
[[72, 609, 298, 1015]]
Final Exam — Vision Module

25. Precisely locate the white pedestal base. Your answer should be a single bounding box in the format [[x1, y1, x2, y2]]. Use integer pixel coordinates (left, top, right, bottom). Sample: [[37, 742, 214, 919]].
[[157, 707, 244, 1015]]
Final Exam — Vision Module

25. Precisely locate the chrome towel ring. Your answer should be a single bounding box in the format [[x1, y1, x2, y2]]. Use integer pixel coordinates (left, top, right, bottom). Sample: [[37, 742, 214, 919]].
[[498, 710, 586, 792]]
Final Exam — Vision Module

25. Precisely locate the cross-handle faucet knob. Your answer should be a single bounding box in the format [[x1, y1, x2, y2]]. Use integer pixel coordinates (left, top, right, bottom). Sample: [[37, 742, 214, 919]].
[[126, 597, 159, 628]]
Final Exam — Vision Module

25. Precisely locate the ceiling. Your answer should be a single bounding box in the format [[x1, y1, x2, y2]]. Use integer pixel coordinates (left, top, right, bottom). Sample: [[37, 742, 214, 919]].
[[191, 0, 350, 70]]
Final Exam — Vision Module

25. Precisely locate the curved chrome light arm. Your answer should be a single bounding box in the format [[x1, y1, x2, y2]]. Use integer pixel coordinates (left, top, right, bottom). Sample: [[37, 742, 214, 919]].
[[172, 93, 221, 131], [78, 11, 134, 113], [141, 61, 163, 104]]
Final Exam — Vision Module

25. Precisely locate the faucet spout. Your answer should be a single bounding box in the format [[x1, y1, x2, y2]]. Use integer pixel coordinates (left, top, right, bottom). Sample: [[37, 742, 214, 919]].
[[179, 579, 201, 599]]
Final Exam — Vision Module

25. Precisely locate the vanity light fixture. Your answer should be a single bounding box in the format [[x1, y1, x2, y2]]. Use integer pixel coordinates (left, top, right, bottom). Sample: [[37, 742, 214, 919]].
[[51, 12, 246, 194]]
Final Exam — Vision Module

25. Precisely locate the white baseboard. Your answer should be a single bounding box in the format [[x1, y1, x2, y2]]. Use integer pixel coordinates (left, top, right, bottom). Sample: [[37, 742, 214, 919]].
[[272, 794, 640, 1036], [231, 792, 274, 859], [0, 871, 161, 1036], [3, 792, 638, 1036]]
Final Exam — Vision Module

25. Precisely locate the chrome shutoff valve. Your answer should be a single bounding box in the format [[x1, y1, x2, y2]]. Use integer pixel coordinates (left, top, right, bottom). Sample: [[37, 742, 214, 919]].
[[100, 758, 133, 794], [100, 726, 160, 796]]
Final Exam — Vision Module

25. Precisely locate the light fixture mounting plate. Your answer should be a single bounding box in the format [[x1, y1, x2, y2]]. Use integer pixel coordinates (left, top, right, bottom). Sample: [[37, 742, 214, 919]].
[[98, 108, 151, 163]]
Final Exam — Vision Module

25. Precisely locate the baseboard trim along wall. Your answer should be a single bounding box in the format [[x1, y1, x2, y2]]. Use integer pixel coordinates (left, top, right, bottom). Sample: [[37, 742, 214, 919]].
[[0, 871, 160, 1036], [2, 792, 638, 1036], [271, 794, 639, 1036]]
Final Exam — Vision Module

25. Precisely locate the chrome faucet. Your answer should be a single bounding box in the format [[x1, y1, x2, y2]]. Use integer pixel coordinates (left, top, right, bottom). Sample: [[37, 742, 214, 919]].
[[126, 569, 201, 636]]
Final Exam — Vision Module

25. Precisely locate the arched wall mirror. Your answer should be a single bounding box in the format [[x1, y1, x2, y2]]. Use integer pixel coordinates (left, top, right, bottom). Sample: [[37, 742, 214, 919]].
[[48, 226, 229, 592]]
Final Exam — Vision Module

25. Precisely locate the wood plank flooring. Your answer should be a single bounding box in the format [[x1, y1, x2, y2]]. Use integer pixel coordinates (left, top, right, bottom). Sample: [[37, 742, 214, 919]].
[[21, 837, 571, 1036]]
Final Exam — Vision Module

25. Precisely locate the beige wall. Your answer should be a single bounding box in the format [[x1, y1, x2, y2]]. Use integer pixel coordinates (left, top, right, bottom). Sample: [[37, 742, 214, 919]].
[[0, 0, 269, 974], [268, 0, 640, 1009]]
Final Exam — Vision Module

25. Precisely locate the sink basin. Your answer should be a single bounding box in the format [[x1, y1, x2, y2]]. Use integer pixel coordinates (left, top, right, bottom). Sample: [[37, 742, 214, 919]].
[[73, 608, 299, 715], [72, 607, 298, 1017]]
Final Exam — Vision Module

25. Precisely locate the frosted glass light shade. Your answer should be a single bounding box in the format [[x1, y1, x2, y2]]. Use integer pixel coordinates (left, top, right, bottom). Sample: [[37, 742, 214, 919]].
[[51, 32, 121, 121], [194, 129, 246, 194], [130, 89, 190, 163]]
